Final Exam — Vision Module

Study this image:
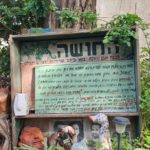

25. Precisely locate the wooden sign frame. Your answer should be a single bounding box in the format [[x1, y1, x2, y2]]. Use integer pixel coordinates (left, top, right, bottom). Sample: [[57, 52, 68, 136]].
[[9, 31, 141, 146]]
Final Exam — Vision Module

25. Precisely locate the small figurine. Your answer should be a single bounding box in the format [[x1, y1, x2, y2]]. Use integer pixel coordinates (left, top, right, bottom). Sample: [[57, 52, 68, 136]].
[[71, 123, 83, 143], [57, 126, 76, 150], [89, 113, 112, 150], [91, 124, 100, 139]]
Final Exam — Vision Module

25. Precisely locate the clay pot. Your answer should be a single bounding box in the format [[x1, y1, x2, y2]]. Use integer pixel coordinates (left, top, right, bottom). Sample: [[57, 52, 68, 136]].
[[0, 88, 9, 114]]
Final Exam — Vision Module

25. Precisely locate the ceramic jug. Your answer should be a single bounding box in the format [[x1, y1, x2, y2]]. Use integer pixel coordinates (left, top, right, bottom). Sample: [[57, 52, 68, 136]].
[[14, 93, 29, 116]]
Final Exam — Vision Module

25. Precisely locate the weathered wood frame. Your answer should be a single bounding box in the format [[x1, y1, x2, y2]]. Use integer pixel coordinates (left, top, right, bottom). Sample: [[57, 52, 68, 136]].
[[9, 31, 141, 147]]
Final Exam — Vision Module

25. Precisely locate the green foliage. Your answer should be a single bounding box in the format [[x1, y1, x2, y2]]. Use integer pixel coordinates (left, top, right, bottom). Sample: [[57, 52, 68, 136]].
[[14, 144, 37, 150], [102, 13, 142, 46], [143, 129, 150, 149], [87, 140, 96, 147], [49, 0, 58, 13], [138, 17, 150, 149], [0, 0, 35, 38], [87, 140, 102, 149], [47, 144, 57, 150], [58, 8, 96, 29], [58, 8, 79, 28], [140, 96, 150, 127], [112, 133, 132, 150], [25, 0, 51, 18], [0, 39, 10, 87], [132, 137, 141, 149], [132, 129, 150, 149], [0, 0, 58, 38], [14, 140, 57, 150], [24, 0, 57, 27], [95, 141, 102, 149], [140, 22, 150, 128], [0, 1, 24, 39], [80, 10, 97, 29]]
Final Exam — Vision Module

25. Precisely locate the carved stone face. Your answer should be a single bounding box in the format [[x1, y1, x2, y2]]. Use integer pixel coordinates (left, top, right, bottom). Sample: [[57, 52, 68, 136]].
[[19, 127, 44, 150], [91, 124, 100, 139]]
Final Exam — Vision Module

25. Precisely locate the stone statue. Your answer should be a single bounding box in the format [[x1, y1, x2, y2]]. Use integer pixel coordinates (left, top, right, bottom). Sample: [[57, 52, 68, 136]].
[[89, 113, 112, 150], [57, 126, 76, 150]]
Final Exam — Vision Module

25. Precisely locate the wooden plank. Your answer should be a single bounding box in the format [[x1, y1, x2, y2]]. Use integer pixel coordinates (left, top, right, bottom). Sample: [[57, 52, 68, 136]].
[[134, 28, 142, 136], [9, 36, 22, 146], [9, 36, 22, 99], [15, 112, 139, 118], [9, 31, 141, 148], [11, 117, 17, 146], [10, 30, 104, 41], [134, 28, 141, 111]]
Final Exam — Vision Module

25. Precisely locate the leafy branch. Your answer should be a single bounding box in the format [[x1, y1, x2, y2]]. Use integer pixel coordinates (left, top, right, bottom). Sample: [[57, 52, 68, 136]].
[[139, 22, 150, 128], [101, 13, 142, 47], [0, 39, 10, 87], [58, 8, 97, 29], [57, 8, 79, 29]]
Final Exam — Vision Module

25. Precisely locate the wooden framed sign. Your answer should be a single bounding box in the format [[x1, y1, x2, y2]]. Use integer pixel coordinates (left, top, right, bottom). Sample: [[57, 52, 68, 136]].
[[10, 32, 140, 148], [21, 35, 139, 114]]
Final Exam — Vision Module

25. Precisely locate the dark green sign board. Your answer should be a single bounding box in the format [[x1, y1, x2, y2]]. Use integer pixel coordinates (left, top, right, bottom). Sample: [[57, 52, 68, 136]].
[[35, 60, 137, 114]]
